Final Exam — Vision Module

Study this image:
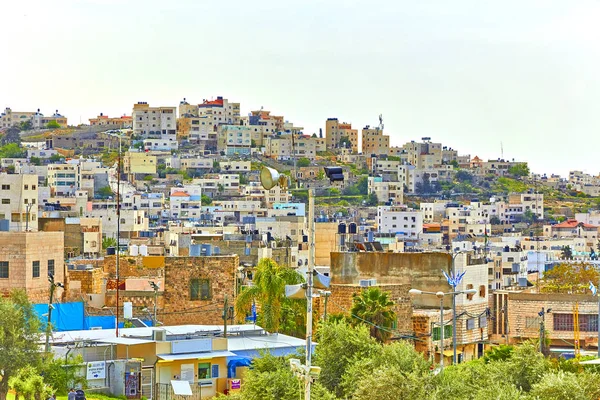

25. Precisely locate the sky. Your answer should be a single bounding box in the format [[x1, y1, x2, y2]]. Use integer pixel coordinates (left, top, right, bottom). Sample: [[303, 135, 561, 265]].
[[1, 0, 600, 177]]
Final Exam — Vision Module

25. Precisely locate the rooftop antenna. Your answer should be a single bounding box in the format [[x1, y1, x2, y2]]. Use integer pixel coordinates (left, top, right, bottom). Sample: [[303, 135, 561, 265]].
[[501, 141, 504, 160]]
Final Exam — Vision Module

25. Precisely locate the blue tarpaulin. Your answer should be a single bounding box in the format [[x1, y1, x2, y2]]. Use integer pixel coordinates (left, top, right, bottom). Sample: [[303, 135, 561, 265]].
[[34, 302, 151, 331]]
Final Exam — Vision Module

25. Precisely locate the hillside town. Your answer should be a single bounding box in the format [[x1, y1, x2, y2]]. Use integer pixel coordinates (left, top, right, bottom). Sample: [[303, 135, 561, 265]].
[[1, 96, 600, 399]]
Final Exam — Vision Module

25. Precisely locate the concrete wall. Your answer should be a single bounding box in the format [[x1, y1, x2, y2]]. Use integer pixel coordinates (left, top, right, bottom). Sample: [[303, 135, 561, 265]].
[[330, 252, 452, 308]]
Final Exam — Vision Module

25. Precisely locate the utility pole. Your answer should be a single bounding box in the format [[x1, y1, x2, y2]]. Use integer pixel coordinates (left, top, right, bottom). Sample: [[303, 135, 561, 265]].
[[439, 293, 445, 371], [116, 135, 121, 337], [539, 308, 544, 353], [223, 295, 229, 338], [322, 291, 330, 321], [304, 189, 315, 400], [45, 274, 63, 353]]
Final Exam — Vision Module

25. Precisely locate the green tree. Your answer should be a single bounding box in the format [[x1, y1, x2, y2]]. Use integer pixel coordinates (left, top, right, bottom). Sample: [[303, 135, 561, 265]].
[[18, 120, 32, 132], [227, 353, 335, 400], [0, 290, 43, 400], [366, 192, 378, 206], [235, 258, 304, 333], [483, 344, 514, 363], [314, 320, 379, 396], [490, 215, 501, 225], [9, 365, 51, 400], [201, 194, 212, 206], [508, 163, 530, 177], [102, 237, 117, 250], [450, 160, 459, 168], [0, 143, 26, 159], [529, 371, 600, 400], [353, 367, 429, 400], [560, 246, 573, 261], [338, 136, 351, 149], [48, 153, 62, 163], [297, 157, 311, 168], [39, 355, 87, 395], [455, 170, 473, 182], [349, 287, 397, 342], [46, 121, 61, 129], [340, 341, 430, 398], [29, 156, 41, 166], [1, 127, 22, 145], [96, 186, 113, 198], [541, 262, 599, 293]]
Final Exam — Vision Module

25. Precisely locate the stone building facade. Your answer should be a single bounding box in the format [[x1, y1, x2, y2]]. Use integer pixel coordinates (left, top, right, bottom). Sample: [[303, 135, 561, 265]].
[[0, 231, 65, 303]]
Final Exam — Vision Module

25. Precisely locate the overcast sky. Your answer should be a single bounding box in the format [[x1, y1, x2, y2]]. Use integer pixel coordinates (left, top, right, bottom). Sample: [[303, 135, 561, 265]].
[[1, 0, 599, 176]]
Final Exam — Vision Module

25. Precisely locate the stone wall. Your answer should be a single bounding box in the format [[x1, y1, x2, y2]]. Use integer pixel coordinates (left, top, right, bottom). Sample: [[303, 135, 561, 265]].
[[330, 252, 453, 309], [314, 283, 413, 335], [507, 292, 598, 347], [100, 255, 238, 326]]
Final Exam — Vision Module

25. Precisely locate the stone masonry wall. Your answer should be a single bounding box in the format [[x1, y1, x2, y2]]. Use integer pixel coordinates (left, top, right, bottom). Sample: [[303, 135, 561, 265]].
[[314, 283, 413, 334]]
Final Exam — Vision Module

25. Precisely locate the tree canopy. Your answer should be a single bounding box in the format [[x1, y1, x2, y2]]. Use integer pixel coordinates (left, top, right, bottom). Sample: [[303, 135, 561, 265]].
[[541, 262, 599, 294], [349, 286, 397, 342], [0, 291, 43, 400]]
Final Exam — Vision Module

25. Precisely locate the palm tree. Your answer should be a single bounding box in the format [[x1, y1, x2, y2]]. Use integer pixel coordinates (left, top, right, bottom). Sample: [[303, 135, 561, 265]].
[[350, 287, 397, 343], [236, 258, 304, 333], [561, 245, 573, 260]]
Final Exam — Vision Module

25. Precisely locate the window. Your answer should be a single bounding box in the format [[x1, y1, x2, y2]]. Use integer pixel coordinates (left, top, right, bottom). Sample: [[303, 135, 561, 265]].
[[24, 185, 28, 190], [198, 363, 211, 379], [466, 284, 474, 300], [32, 261, 40, 278], [2, 199, 10, 204], [0, 261, 8, 278], [479, 285, 486, 298], [466, 318, 475, 330], [190, 278, 211, 300], [554, 314, 598, 332], [1, 185, 9, 190], [432, 325, 452, 340], [48, 260, 55, 276], [479, 315, 487, 328]]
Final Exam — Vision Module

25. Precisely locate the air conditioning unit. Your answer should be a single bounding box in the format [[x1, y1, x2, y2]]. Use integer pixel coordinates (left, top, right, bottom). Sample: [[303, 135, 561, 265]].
[[90, 327, 103, 330], [359, 279, 371, 287]]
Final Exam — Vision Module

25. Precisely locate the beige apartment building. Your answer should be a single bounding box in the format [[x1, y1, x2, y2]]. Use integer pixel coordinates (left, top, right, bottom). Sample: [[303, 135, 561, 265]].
[[361, 126, 390, 155], [326, 118, 358, 153], [0, 174, 39, 231], [123, 151, 157, 176], [47, 164, 79, 197], [0, 231, 65, 303], [132, 102, 177, 136], [0, 107, 68, 129]]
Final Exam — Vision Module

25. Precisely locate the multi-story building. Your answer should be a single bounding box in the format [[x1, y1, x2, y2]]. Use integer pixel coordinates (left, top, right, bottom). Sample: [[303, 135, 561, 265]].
[[0, 231, 65, 302], [488, 242, 529, 290], [361, 125, 390, 156], [121, 192, 165, 223], [325, 118, 358, 153], [217, 125, 252, 155], [421, 201, 449, 223], [192, 174, 240, 197], [376, 205, 423, 238], [0, 174, 39, 231], [132, 102, 177, 137], [48, 163, 79, 197], [242, 182, 290, 205], [264, 134, 319, 161], [543, 219, 599, 248], [368, 176, 403, 205], [0, 107, 68, 129], [123, 151, 157, 177], [219, 161, 251, 172], [170, 186, 203, 221], [88, 113, 132, 128], [241, 109, 282, 147], [403, 139, 442, 169]]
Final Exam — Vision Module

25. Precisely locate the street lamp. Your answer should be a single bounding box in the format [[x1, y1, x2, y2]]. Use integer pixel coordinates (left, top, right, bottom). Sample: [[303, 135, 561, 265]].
[[45, 273, 64, 353], [107, 132, 123, 337], [260, 166, 341, 400], [538, 307, 552, 353], [409, 287, 477, 371], [451, 251, 463, 365]]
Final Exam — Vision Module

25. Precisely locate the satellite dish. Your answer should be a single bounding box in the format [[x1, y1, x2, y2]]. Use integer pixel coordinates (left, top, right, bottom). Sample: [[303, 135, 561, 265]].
[[260, 167, 280, 190]]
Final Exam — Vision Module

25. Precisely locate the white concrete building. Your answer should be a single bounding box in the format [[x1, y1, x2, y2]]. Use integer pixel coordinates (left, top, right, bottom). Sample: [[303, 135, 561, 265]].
[[376, 205, 423, 238], [132, 102, 177, 137], [0, 174, 38, 231]]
